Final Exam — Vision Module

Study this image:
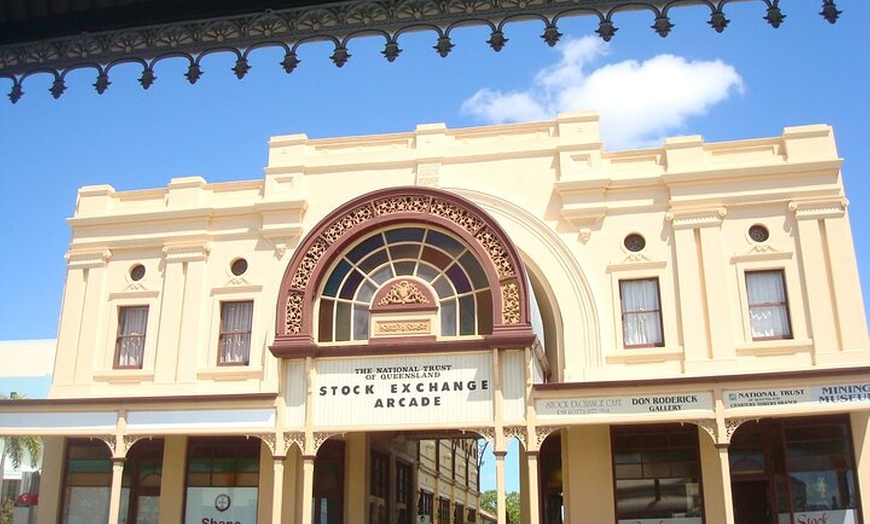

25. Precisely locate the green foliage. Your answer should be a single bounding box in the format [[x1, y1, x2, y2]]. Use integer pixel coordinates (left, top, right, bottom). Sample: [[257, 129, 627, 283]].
[[1, 393, 43, 469], [479, 490, 521, 524], [0, 497, 12, 524]]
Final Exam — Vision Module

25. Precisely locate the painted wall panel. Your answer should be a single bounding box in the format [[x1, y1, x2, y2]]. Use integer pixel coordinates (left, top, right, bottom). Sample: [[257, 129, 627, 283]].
[[501, 351, 526, 423], [127, 408, 275, 429], [284, 360, 307, 427]]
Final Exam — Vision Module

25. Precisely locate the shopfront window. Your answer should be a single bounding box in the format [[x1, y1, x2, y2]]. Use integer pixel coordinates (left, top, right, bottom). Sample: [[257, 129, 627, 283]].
[[314, 440, 345, 524], [184, 437, 260, 524], [122, 439, 164, 524], [611, 424, 703, 523], [730, 416, 859, 524], [61, 438, 112, 524]]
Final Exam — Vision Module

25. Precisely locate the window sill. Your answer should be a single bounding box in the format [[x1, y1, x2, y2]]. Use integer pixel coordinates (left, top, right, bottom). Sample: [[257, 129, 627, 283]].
[[736, 338, 813, 356], [606, 345, 684, 364], [93, 369, 155, 383], [197, 366, 263, 381]]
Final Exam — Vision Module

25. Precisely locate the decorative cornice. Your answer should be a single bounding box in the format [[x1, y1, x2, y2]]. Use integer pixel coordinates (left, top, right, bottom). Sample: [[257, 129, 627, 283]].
[[0, 0, 842, 103], [65, 249, 112, 269], [666, 207, 726, 229], [162, 242, 210, 262], [789, 198, 848, 220]]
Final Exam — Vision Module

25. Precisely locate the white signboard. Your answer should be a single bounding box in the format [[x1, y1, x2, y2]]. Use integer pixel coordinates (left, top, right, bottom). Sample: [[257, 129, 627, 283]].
[[778, 509, 857, 524], [185, 487, 258, 524], [537, 393, 713, 418], [724, 382, 870, 410], [314, 353, 494, 427]]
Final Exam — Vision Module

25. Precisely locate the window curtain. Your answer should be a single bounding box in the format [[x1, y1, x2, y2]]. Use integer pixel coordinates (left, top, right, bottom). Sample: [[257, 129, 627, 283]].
[[746, 271, 790, 338], [117, 306, 148, 367], [621, 280, 663, 347], [220, 302, 253, 364]]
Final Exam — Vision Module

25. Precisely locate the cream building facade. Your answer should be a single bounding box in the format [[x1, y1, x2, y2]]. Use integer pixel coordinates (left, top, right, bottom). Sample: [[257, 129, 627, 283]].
[[0, 112, 868, 524]]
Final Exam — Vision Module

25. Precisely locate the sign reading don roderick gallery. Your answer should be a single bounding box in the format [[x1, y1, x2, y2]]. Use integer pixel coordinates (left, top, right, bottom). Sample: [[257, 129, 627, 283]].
[[314, 353, 494, 427]]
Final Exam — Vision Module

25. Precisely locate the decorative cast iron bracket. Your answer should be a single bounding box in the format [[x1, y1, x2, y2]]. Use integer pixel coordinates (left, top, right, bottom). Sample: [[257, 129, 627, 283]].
[[0, 0, 841, 103]]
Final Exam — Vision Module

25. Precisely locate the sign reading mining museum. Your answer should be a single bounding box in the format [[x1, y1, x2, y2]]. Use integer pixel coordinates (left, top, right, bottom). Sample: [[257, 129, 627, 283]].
[[313, 353, 494, 427], [724, 381, 870, 409]]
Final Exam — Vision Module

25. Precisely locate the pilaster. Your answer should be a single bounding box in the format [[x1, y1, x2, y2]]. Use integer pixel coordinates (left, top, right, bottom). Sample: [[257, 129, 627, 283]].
[[66, 249, 111, 384], [790, 202, 840, 359]]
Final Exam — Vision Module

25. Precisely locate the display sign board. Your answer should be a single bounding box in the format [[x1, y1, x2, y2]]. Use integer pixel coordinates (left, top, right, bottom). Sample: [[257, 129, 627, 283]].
[[313, 352, 495, 427], [724, 382, 870, 410], [185, 487, 258, 524], [778, 509, 857, 524], [536, 392, 713, 418]]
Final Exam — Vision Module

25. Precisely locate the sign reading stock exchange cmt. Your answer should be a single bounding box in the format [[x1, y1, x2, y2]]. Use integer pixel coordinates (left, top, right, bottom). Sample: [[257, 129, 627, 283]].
[[314, 353, 494, 427], [536, 392, 713, 418]]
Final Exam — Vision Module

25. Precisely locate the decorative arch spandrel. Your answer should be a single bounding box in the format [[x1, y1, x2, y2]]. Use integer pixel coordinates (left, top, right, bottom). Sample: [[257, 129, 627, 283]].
[[272, 187, 535, 357]]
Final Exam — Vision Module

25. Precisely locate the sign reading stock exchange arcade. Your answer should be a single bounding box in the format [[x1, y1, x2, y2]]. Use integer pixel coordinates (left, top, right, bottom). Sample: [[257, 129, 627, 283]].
[[314, 353, 494, 427]]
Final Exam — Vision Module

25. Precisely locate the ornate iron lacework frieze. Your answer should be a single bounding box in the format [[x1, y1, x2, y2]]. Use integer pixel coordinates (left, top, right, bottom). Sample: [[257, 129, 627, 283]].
[[0, 0, 842, 103]]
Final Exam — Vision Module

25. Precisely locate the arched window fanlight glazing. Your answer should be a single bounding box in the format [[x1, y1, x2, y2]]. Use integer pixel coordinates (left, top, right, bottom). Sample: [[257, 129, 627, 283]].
[[318, 226, 493, 342]]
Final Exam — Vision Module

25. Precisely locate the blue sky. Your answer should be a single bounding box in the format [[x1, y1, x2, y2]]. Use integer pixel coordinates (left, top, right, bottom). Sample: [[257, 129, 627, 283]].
[[0, 1, 868, 492]]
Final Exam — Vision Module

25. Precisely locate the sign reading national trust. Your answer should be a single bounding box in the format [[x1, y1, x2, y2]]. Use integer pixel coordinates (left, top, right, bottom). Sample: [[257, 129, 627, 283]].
[[314, 353, 494, 427], [724, 381, 870, 410], [536, 392, 713, 418]]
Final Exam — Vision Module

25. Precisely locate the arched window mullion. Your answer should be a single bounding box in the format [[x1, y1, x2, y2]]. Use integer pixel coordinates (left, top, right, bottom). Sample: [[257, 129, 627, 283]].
[[318, 225, 497, 342]]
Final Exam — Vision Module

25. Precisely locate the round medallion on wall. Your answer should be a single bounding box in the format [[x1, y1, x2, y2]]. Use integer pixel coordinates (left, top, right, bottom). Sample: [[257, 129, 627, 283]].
[[623, 233, 646, 253], [230, 257, 248, 276], [748, 224, 770, 243], [129, 264, 146, 282]]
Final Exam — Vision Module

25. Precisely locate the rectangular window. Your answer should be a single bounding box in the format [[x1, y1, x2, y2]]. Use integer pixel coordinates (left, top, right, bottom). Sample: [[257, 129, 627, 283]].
[[438, 497, 450, 524], [619, 279, 664, 348], [219, 301, 253, 365], [745, 270, 792, 340], [185, 437, 259, 524], [729, 416, 859, 521], [61, 439, 112, 524], [612, 424, 703, 523], [418, 491, 433, 520], [115, 306, 148, 369]]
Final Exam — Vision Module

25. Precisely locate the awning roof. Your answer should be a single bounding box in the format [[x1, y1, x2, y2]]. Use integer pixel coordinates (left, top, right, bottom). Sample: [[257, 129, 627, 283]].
[[0, 0, 843, 102]]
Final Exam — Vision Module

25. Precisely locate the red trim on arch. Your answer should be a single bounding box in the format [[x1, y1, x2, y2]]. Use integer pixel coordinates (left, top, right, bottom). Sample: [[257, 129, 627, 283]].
[[272, 187, 533, 357]]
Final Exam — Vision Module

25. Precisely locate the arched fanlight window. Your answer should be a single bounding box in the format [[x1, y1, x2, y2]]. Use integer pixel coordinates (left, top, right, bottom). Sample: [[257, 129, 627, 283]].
[[318, 226, 493, 342]]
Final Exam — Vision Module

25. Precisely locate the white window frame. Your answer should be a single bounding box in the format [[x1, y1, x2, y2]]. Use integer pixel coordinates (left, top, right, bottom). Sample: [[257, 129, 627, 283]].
[[200, 284, 263, 380], [96, 290, 159, 381], [607, 259, 680, 363], [732, 248, 808, 351]]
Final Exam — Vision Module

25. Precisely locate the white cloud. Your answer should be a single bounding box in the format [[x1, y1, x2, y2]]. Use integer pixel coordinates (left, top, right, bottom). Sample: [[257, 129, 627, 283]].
[[460, 36, 744, 149]]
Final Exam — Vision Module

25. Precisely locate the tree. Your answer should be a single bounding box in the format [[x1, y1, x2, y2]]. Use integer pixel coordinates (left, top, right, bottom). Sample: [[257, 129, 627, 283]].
[[1, 393, 42, 469], [479, 490, 521, 524]]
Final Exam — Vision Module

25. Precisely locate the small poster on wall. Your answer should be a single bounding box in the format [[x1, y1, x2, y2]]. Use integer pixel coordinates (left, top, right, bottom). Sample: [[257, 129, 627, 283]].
[[778, 510, 858, 524], [184, 487, 258, 524]]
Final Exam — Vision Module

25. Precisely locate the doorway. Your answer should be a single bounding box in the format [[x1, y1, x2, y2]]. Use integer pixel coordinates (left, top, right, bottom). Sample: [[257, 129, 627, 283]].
[[732, 479, 771, 524]]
